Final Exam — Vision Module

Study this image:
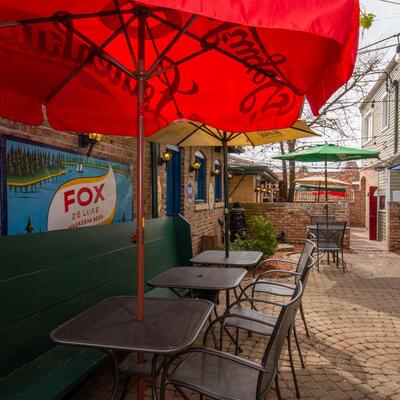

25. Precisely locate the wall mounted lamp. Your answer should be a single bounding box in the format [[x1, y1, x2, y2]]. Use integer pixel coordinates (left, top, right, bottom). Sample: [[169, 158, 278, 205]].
[[211, 167, 221, 176], [190, 160, 201, 172], [158, 149, 173, 165], [228, 172, 233, 179], [79, 133, 103, 156]]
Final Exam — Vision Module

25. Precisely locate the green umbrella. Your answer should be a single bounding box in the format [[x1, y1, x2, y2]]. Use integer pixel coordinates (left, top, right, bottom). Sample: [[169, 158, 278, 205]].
[[273, 144, 379, 220]]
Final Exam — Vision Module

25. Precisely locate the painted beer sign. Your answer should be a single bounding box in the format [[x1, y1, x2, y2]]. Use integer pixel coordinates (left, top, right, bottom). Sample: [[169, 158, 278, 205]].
[[5, 138, 133, 235]]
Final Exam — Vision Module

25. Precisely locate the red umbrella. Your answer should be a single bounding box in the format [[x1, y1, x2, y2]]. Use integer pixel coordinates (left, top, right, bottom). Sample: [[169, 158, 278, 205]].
[[312, 191, 349, 197], [0, 2, 359, 393]]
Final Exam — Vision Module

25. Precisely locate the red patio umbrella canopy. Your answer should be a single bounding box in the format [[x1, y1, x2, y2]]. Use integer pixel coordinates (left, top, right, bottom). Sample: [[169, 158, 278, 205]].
[[0, 0, 359, 136]]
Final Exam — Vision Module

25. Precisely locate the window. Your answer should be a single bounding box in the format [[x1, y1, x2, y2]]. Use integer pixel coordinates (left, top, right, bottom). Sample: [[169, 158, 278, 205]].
[[379, 195, 386, 211], [382, 93, 389, 130], [214, 160, 222, 202], [362, 113, 373, 144], [194, 151, 206, 202]]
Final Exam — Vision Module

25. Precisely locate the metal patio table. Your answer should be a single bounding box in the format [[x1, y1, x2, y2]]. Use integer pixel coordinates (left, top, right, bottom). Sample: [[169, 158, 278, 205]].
[[190, 250, 263, 268], [148, 267, 247, 352], [147, 266, 247, 308], [50, 296, 213, 400]]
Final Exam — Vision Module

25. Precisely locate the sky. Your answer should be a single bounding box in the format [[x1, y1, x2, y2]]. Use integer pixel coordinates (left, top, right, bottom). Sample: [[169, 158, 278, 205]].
[[240, 0, 400, 172]]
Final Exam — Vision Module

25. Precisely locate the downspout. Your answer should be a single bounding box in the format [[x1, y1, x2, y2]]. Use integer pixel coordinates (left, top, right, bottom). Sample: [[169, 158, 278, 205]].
[[394, 80, 399, 154]]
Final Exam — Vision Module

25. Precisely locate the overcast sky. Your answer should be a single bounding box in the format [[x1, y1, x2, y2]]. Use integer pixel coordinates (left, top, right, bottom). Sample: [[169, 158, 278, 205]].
[[241, 0, 400, 171]]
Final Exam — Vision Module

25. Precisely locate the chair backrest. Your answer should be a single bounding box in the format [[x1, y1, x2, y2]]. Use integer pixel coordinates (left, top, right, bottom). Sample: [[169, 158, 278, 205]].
[[310, 215, 335, 224], [296, 239, 316, 278], [316, 222, 347, 248], [257, 282, 304, 397]]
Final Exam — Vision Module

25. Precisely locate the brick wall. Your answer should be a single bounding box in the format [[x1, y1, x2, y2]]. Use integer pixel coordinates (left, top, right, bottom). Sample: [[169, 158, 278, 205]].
[[387, 202, 400, 251], [0, 117, 224, 253], [242, 202, 350, 246], [229, 175, 256, 203], [179, 147, 224, 254], [350, 190, 363, 227]]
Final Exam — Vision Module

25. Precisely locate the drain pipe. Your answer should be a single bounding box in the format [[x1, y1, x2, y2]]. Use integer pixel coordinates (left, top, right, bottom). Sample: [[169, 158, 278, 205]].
[[394, 80, 399, 154]]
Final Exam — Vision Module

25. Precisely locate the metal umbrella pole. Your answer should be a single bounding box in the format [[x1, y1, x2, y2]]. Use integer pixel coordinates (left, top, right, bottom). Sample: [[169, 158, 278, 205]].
[[136, 10, 146, 399], [325, 155, 329, 222], [222, 134, 230, 258]]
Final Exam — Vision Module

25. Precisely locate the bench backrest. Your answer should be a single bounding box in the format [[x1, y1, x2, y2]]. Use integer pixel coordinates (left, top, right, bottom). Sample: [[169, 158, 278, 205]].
[[0, 216, 192, 378]]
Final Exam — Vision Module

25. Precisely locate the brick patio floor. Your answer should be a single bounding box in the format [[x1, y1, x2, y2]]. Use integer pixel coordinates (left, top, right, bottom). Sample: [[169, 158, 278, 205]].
[[78, 249, 400, 400]]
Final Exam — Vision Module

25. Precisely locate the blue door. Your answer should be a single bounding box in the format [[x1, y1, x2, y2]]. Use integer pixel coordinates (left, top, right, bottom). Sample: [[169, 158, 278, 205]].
[[166, 148, 181, 216]]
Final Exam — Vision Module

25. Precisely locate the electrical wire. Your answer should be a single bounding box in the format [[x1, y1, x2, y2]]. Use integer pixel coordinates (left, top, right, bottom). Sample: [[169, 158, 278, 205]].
[[377, 0, 400, 6], [358, 32, 400, 51]]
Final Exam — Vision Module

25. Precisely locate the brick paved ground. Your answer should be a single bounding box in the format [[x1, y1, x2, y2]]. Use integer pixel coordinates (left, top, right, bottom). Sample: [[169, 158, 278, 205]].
[[79, 249, 400, 400]]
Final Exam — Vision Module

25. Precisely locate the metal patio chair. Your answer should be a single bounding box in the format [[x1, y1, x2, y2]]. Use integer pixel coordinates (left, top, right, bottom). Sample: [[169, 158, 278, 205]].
[[159, 282, 304, 400], [221, 258, 314, 399], [252, 239, 316, 338], [314, 222, 347, 273]]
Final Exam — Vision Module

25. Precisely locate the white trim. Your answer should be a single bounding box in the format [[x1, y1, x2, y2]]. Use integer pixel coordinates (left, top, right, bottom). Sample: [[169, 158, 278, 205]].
[[381, 92, 390, 132], [362, 111, 373, 146]]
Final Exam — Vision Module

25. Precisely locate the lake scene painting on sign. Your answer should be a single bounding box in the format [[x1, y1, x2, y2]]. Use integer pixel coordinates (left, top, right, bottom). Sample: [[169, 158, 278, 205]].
[[5, 138, 133, 235]]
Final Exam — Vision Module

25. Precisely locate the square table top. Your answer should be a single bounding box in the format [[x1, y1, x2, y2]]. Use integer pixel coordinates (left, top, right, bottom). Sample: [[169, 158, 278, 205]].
[[147, 266, 247, 291], [190, 250, 263, 267], [50, 296, 213, 354], [307, 224, 349, 230]]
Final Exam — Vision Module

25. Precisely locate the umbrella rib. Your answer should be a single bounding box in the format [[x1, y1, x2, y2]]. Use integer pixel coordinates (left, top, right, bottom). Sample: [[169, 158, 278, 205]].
[[0, 8, 137, 27], [148, 47, 211, 79], [249, 28, 300, 95], [188, 122, 222, 142], [145, 19, 183, 119], [113, 0, 138, 71], [243, 133, 255, 146], [149, 12, 294, 89], [46, 15, 137, 102], [146, 14, 198, 76], [176, 124, 204, 146]]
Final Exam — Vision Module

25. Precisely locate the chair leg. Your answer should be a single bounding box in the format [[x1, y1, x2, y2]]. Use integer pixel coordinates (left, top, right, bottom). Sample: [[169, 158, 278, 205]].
[[299, 301, 310, 338], [342, 248, 346, 273], [235, 328, 239, 356], [173, 385, 191, 400], [293, 325, 305, 369], [316, 248, 320, 273], [119, 376, 130, 400], [287, 332, 301, 399], [275, 373, 282, 400]]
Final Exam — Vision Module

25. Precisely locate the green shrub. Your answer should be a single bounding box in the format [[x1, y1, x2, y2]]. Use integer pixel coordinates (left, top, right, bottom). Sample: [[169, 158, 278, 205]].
[[231, 215, 277, 259]]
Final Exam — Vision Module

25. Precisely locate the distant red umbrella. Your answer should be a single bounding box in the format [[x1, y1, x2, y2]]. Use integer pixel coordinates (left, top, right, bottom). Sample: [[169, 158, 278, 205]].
[[312, 191, 349, 197], [0, 3, 359, 389]]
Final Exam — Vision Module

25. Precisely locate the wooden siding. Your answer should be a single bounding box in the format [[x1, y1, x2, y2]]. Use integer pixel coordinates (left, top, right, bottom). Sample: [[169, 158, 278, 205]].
[[361, 64, 400, 168], [378, 212, 386, 241], [390, 169, 400, 199]]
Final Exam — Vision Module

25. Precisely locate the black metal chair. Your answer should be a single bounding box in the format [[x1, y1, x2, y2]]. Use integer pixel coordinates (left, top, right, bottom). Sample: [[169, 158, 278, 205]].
[[159, 282, 304, 400], [252, 239, 316, 338], [314, 222, 347, 273], [221, 256, 315, 399]]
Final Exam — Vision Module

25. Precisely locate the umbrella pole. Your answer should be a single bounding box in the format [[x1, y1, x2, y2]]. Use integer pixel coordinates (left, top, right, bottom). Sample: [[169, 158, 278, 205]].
[[223, 139, 230, 257], [136, 10, 146, 399], [325, 156, 329, 222]]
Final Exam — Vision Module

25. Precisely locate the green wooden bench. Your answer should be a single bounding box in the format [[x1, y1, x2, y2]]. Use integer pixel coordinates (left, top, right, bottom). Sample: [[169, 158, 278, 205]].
[[0, 216, 192, 400]]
